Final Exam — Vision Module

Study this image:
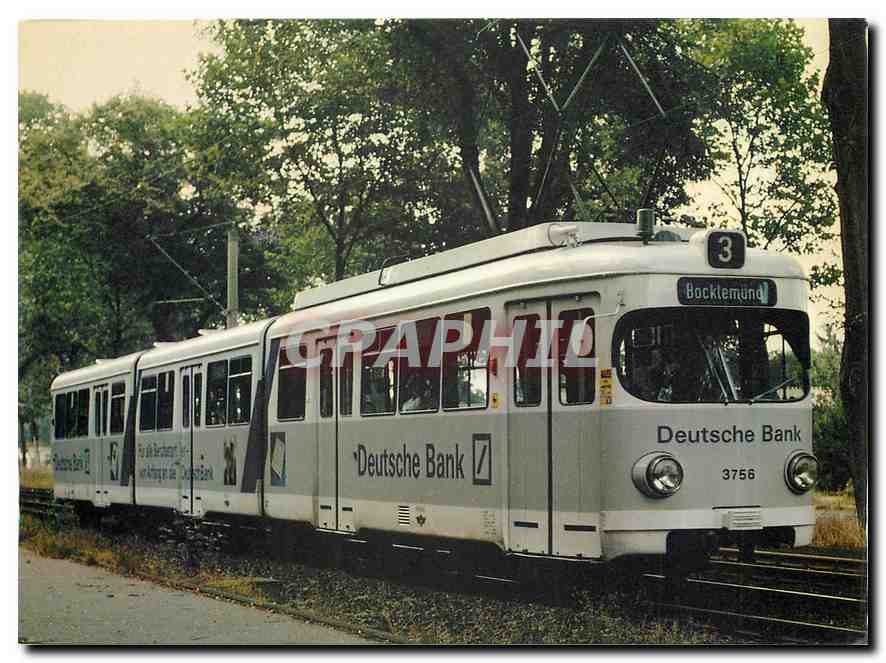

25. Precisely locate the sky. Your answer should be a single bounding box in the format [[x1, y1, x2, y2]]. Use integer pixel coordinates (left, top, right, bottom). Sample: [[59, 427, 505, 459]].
[[16, 18, 840, 340]]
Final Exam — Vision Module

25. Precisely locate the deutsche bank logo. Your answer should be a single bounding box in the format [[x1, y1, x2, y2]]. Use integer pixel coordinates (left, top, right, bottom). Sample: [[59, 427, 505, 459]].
[[472, 433, 492, 486]]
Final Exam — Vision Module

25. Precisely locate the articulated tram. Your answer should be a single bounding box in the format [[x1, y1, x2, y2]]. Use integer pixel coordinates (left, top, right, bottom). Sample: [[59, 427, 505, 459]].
[[50, 218, 817, 567]]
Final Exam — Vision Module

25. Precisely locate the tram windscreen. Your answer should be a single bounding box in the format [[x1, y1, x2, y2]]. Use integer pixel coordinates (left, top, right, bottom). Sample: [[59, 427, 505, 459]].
[[614, 308, 810, 403]]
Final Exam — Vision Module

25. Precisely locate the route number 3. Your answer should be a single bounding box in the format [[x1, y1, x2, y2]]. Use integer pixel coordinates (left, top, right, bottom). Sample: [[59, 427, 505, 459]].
[[707, 231, 745, 269], [718, 236, 733, 263]]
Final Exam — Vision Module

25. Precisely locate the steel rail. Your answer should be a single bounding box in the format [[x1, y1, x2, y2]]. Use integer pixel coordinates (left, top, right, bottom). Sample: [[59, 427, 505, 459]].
[[649, 601, 867, 642], [710, 558, 865, 580]]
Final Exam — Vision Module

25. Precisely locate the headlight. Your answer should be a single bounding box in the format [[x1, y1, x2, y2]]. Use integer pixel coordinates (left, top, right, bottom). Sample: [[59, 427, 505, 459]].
[[632, 452, 684, 498], [784, 451, 818, 493]]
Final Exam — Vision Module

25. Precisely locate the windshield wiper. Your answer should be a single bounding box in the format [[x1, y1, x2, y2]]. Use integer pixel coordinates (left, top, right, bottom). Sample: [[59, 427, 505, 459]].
[[695, 331, 731, 404], [749, 376, 800, 403]]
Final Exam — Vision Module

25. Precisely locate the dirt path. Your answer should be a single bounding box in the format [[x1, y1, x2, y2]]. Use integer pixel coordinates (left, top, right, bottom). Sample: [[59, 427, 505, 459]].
[[18, 548, 374, 645]]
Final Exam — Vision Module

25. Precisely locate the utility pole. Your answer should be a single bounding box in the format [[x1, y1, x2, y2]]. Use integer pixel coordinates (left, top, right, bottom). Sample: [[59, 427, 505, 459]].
[[226, 224, 240, 329]]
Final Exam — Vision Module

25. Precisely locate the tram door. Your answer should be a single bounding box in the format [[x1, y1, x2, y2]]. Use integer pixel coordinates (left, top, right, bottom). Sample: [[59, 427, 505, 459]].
[[316, 337, 338, 530], [506, 302, 551, 555], [507, 297, 602, 558], [549, 297, 601, 558], [93, 385, 110, 507], [179, 365, 203, 516]]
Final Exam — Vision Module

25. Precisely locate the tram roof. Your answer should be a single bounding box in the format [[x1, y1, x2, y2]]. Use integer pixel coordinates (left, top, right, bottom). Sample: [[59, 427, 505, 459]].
[[292, 222, 692, 311], [51, 351, 144, 392], [269, 222, 806, 340], [137, 318, 274, 371]]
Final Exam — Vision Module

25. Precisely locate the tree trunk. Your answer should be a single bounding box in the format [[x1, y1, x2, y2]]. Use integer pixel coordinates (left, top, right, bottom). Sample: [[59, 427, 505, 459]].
[[822, 19, 868, 529], [19, 416, 27, 468], [334, 237, 346, 281]]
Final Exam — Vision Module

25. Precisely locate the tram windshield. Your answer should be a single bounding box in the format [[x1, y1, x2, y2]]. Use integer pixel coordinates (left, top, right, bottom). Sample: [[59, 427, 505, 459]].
[[614, 307, 810, 404]]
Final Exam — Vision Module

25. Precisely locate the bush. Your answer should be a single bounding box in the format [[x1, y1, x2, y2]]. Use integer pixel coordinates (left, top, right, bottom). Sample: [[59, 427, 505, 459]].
[[811, 326, 851, 492], [813, 396, 851, 491]]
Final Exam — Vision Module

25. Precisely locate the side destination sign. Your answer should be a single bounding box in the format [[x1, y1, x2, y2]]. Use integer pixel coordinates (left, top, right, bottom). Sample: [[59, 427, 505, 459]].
[[678, 277, 777, 307]]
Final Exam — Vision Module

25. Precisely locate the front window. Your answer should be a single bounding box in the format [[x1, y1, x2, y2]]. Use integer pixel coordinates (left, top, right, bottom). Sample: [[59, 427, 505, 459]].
[[615, 307, 810, 403]]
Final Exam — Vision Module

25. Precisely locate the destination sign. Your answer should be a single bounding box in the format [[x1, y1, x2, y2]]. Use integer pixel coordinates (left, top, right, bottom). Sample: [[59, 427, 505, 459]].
[[678, 277, 777, 307]]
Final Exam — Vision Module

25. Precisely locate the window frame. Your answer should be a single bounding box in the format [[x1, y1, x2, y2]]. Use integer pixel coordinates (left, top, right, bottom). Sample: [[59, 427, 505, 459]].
[[277, 344, 308, 422], [109, 382, 126, 435], [557, 307, 596, 406], [205, 360, 229, 427], [612, 306, 811, 405], [156, 370, 175, 431], [319, 348, 334, 419], [138, 374, 158, 432], [398, 317, 441, 415], [513, 313, 543, 408], [76, 387, 90, 437], [441, 308, 491, 412], [227, 355, 252, 426], [360, 327, 399, 417], [54, 393, 66, 440]]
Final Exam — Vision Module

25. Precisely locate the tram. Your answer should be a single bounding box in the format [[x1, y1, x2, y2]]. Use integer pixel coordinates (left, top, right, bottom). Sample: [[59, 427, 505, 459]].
[[50, 215, 817, 566]]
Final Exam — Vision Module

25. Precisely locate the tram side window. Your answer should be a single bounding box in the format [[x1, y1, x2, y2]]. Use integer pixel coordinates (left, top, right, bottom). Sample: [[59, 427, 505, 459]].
[[278, 345, 307, 421], [65, 391, 77, 438], [194, 373, 203, 427], [182, 374, 191, 428], [157, 371, 175, 430], [101, 389, 109, 436], [76, 388, 89, 436], [319, 349, 333, 418], [139, 375, 158, 431], [399, 318, 440, 413], [228, 356, 252, 425], [94, 390, 103, 437], [54, 393, 66, 440], [340, 351, 354, 417], [207, 360, 228, 426], [559, 308, 595, 405], [361, 327, 398, 415], [442, 308, 490, 410], [110, 382, 126, 434], [514, 314, 543, 407]]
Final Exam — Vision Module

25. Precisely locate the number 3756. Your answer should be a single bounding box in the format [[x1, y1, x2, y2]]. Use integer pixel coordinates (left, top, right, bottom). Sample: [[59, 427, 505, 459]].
[[722, 468, 756, 480]]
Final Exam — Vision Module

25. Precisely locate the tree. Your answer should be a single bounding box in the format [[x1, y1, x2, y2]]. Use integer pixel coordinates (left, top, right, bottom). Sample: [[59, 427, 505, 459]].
[[684, 19, 839, 290], [71, 93, 276, 341], [192, 20, 452, 281], [821, 19, 868, 529], [388, 19, 716, 231], [810, 326, 851, 492], [19, 91, 109, 376], [19, 91, 279, 437]]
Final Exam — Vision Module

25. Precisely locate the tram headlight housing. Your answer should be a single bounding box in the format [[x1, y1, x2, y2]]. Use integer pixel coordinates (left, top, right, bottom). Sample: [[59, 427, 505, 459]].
[[632, 452, 684, 498], [784, 451, 819, 494]]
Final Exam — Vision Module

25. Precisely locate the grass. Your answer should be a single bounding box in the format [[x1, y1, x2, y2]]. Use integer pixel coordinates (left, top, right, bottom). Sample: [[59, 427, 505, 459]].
[[18, 515, 727, 644], [812, 515, 866, 549], [20, 465, 53, 489], [812, 488, 866, 549]]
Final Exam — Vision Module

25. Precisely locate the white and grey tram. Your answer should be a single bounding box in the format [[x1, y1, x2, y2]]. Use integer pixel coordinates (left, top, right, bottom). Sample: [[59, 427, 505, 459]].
[[50, 217, 818, 566]]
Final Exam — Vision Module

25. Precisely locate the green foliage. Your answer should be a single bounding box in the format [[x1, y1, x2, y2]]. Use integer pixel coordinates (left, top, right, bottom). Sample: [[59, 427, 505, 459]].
[[682, 19, 839, 289], [18, 90, 279, 427], [388, 19, 717, 230], [192, 20, 459, 281], [811, 326, 851, 491]]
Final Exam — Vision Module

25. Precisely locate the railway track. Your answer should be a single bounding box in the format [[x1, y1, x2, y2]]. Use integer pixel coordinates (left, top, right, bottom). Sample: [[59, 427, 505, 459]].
[[19, 487, 73, 521], [20, 487, 868, 644], [643, 548, 868, 644]]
